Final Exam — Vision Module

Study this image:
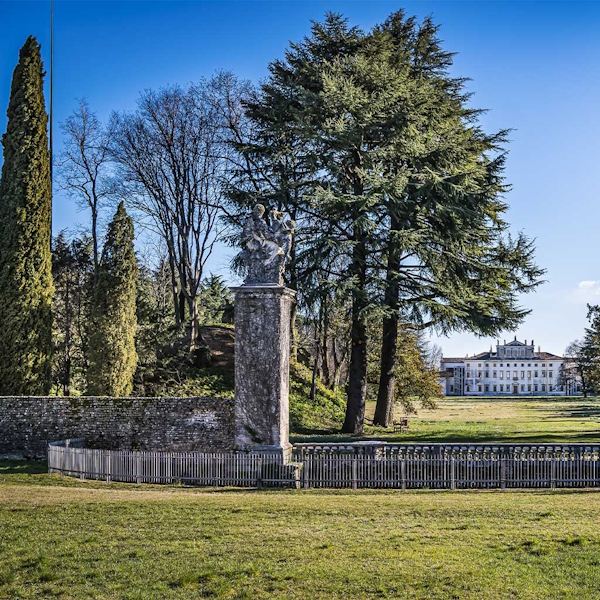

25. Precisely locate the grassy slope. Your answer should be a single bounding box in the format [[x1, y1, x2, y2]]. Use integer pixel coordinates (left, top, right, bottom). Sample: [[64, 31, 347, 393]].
[[292, 397, 600, 444], [1, 465, 600, 599]]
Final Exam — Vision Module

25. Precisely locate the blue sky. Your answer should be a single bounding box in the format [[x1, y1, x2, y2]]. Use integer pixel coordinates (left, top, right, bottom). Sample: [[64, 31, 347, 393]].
[[1, 0, 599, 358]]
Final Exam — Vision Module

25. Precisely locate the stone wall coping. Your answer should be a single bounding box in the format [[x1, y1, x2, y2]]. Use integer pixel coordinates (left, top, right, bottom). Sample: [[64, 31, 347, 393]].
[[0, 395, 233, 402]]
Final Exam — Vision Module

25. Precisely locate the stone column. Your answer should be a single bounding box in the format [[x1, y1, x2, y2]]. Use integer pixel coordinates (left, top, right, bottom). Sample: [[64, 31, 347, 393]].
[[233, 285, 296, 459]]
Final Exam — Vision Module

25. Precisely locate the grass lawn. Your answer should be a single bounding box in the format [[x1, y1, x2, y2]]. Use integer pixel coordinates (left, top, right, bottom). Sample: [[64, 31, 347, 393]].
[[291, 397, 600, 444], [2, 462, 600, 599]]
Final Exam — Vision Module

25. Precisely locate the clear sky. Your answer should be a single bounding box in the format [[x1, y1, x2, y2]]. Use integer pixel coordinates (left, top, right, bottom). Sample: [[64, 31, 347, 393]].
[[1, 0, 599, 359]]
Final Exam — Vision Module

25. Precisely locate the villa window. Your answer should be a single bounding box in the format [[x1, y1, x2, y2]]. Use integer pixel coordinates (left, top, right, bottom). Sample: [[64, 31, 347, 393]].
[[535, 371, 538, 377], [549, 384, 553, 392], [478, 371, 482, 378], [485, 385, 489, 392], [521, 371, 525, 379], [499, 372, 504, 379], [467, 371, 471, 378], [549, 371, 553, 379], [466, 386, 471, 392], [534, 384, 538, 392], [493, 385, 497, 392], [542, 384, 546, 392], [485, 371, 489, 378], [500, 384, 504, 392], [528, 371, 531, 379], [528, 384, 531, 392], [450, 385, 454, 392], [542, 370, 546, 377], [478, 385, 482, 392], [521, 384, 525, 391], [493, 371, 497, 378]]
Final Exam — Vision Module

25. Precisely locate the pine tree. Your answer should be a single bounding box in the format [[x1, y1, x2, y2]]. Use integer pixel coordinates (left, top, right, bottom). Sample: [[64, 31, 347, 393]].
[[0, 36, 53, 395], [87, 202, 138, 396]]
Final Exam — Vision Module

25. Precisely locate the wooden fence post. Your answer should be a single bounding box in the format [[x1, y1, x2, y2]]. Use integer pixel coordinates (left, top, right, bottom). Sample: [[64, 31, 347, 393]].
[[351, 459, 358, 491], [256, 457, 263, 489], [212, 457, 218, 487]]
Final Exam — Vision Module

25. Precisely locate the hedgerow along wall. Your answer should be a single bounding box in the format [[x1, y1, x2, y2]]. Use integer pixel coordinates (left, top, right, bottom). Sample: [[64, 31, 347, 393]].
[[0, 396, 234, 459]]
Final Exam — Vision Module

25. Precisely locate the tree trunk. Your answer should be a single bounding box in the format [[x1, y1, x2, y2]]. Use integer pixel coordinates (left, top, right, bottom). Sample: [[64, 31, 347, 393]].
[[342, 237, 368, 434], [91, 204, 99, 289], [166, 237, 181, 327], [310, 340, 320, 402], [321, 297, 332, 386], [374, 226, 401, 427], [374, 314, 398, 427]]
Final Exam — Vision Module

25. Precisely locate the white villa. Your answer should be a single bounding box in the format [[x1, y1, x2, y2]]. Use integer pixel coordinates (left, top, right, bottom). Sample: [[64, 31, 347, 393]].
[[440, 338, 581, 396]]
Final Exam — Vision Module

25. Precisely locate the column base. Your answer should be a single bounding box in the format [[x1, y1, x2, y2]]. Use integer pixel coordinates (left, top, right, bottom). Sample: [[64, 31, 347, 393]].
[[237, 443, 293, 462]]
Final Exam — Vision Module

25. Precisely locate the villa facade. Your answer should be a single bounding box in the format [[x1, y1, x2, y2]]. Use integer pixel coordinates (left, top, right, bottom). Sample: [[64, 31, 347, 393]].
[[440, 338, 581, 396]]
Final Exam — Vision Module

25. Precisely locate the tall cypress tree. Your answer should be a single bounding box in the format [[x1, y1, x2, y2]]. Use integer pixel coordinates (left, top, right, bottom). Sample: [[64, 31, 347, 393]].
[[87, 202, 138, 396], [0, 36, 53, 395]]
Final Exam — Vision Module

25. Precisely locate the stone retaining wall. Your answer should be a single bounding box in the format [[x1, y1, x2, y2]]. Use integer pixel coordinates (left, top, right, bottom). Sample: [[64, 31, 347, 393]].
[[0, 396, 234, 459]]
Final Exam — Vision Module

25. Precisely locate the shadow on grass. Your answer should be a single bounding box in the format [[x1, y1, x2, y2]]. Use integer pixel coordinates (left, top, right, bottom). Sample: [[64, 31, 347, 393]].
[[0, 460, 47, 475], [532, 405, 600, 420]]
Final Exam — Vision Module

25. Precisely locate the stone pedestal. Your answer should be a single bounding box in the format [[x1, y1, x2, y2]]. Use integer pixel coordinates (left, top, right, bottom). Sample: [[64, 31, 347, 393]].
[[233, 285, 296, 459]]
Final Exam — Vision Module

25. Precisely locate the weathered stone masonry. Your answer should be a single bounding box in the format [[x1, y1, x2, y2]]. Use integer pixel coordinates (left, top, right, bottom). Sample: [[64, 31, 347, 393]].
[[0, 396, 234, 459]]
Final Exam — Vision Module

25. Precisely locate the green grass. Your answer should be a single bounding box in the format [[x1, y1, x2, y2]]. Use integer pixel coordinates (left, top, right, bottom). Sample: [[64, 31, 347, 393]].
[[2, 465, 600, 599], [291, 396, 600, 444]]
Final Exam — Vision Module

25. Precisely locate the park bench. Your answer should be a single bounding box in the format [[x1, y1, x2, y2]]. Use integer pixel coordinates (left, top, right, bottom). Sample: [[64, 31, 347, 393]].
[[393, 417, 410, 433]]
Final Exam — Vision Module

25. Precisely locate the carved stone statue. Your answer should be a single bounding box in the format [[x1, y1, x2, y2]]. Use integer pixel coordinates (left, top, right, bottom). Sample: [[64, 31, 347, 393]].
[[237, 204, 295, 286]]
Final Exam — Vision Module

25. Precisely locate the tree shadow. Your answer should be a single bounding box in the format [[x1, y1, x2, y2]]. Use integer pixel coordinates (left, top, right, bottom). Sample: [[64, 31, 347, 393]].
[[0, 460, 47, 475]]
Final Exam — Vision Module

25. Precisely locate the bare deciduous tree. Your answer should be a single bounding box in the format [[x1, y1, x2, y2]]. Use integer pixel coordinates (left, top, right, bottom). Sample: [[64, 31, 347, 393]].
[[109, 78, 234, 352], [57, 100, 112, 287]]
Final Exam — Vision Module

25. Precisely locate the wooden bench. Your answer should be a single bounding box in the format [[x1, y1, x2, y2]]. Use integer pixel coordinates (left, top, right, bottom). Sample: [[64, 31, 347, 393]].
[[393, 417, 410, 433]]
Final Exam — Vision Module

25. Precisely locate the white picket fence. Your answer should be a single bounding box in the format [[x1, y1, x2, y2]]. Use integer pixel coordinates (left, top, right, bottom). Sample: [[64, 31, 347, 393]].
[[48, 440, 600, 490]]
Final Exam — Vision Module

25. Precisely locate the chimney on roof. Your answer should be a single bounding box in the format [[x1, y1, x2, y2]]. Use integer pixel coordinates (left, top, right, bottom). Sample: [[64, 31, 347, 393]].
[[503, 339, 506, 345], [531, 339, 534, 347], [514, 335, 517, 341], [538, 345, 541, 354], [525, 339, 527, 345]]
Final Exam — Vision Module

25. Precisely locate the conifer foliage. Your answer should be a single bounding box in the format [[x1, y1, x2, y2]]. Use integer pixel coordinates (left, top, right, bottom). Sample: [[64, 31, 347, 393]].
[[0, 36, 53, 395], [87, 202, 138, 396]]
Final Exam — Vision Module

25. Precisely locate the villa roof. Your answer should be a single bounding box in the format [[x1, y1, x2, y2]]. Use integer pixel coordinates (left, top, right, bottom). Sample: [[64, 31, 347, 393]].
[[441, 350, 564, 365]]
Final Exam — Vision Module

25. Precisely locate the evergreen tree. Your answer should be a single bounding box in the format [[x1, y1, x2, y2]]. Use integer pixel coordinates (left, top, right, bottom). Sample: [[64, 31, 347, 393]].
[[87, 202, 138, 396], [52, 233, 93, 396], [245, 12, 544, 433], [577, 305, 600, 396], [0, 36, 53, 395]]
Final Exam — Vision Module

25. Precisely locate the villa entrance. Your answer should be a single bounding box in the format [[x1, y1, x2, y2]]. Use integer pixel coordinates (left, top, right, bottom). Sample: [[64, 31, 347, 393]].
[[513, 385, 519, 394]]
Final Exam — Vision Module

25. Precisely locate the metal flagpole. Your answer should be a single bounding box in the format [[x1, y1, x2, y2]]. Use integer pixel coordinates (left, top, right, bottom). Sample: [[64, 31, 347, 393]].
[[50, 0, 54, 194], [49, 0, 54, 232]]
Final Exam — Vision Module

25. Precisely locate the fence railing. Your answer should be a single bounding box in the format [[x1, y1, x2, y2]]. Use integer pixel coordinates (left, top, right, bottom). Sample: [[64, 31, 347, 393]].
[[48, 441, 300, 487], [48, 440, 600, 490]]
